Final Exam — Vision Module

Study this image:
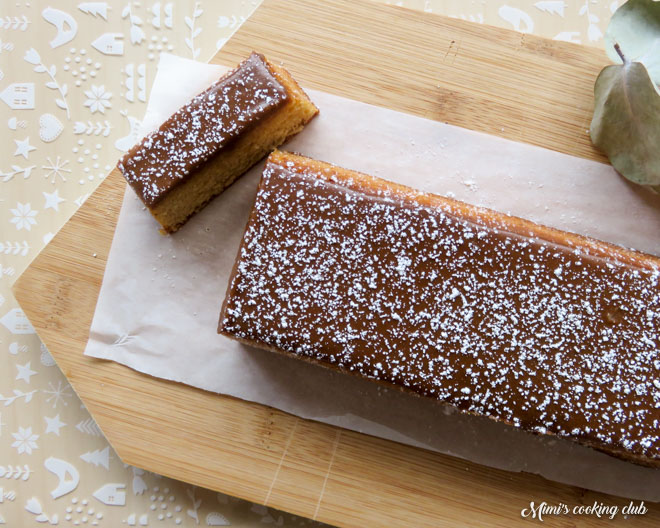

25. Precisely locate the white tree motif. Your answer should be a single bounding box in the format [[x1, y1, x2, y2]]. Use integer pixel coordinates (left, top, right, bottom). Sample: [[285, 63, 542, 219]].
[[78, 2, 109, 20], [80, 446, 110, 470], [534, 1, 565, 17]]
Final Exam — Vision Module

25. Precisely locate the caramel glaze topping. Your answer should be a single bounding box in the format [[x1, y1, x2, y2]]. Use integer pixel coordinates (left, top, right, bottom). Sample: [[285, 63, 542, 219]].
[[117, 52, 288, 206], [220, 153, 660, 463]]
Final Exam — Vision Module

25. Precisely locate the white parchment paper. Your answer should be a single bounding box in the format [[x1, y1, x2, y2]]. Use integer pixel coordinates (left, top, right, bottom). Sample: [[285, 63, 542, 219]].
[[86, 54, 660, 501]]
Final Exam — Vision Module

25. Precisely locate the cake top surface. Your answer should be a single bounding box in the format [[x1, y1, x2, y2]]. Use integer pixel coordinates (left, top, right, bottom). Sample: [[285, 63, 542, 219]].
[[220, 153, 660, 463], [118, 52, 288, 206]]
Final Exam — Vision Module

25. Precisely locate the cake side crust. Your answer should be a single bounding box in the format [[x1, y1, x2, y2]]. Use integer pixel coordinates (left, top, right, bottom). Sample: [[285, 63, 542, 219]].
[[223, 328, 660, 469], [266, 151, 660, 271]]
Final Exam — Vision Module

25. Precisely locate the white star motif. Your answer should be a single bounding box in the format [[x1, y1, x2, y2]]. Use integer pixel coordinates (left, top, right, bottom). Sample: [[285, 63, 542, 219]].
[[44, 414, 67, 436], [14, 137, 36, 159], [43, 189, 66, 211], [15, 361, 37, 384]]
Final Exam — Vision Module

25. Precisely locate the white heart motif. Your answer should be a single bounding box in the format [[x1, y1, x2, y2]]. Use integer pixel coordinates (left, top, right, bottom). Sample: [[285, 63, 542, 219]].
[[39, 113, 64, 143]]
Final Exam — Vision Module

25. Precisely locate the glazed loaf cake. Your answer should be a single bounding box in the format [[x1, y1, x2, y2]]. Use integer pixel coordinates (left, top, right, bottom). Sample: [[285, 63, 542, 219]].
[[219, 150, 660, 467], [118, 52, 318, 233]]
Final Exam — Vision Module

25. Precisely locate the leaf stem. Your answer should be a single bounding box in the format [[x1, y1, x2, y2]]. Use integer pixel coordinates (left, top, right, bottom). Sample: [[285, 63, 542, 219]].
[[614, 42, 626, 64], [40, 60, 70, 119]]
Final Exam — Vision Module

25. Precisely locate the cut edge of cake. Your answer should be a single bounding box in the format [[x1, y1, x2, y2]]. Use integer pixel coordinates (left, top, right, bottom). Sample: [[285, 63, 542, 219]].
[[120, 53, 318, 234], [153, 58, 318, 233]]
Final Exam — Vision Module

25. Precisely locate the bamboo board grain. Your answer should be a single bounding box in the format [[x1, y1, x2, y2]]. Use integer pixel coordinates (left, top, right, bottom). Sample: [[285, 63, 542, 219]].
[[13, 0, 659, 526]]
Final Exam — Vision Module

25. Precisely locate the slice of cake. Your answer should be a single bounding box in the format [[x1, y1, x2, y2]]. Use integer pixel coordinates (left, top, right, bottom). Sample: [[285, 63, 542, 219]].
[[219, 150, 660, 468], [117, 52, 318, 233]]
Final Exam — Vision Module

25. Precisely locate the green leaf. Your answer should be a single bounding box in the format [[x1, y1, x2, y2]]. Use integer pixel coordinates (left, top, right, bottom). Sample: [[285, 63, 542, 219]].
[[604, 0, 660, 87], [590, 60, 660, 186]]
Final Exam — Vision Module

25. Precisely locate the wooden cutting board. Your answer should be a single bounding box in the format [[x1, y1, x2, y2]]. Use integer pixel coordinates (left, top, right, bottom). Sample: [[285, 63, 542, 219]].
[[13, 0, 659, 526]]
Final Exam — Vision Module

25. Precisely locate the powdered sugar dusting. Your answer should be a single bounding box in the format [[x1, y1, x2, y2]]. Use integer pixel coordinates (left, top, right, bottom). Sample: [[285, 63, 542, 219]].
[[221, 157, 660, 463], [118, 53, 287, 206]]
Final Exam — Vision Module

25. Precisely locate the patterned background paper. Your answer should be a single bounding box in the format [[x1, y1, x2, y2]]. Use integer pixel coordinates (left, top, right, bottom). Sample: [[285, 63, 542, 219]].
[[0, 1, 616, 526]]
